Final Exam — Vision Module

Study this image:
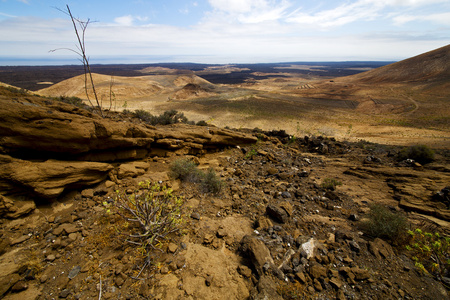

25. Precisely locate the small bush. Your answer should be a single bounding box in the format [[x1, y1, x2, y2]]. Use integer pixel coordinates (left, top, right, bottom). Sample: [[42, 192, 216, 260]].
[[196, 120, 208, 126], [3, 86, 28, 95], [155, 110, 188, 125], [170, 158, 223, 194], [169, 158, 202, 182], [398, 144, 435, 164], [200, 168, 223, 194], [58, 96, 86, 108], [321, 178, 342, 191], [134, 109, 153, 123], [360, 203, 408, 241], [406, 229, 450, 285], [107, 181, 184, 277], [134, 109, 191, 126]]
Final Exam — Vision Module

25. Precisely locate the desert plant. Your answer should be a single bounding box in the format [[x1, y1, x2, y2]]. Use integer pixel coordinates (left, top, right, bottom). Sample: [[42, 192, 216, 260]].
[[200, 168, 223, 194], [169, 158, 202, 182], [169, 158, 223, 194], [155, 110, 188, 125], [3, 86, 28, 95], [321, 178, 342, 191], [196, 120, 208, 126], [360, 203, 408, 241], [108, 181, 184, 278], [406, 228, 450, 285], [398, 144, 435, 164], [57, 95, 86, 108], [51, 5, 105, 117], [134, 109, 154, 123]]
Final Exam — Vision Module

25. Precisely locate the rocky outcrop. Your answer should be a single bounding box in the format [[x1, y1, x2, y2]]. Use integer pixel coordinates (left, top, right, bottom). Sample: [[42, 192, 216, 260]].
[[0, 88, 257, 214], [0, 93, 257, 160], [0, 154, 113, 199]]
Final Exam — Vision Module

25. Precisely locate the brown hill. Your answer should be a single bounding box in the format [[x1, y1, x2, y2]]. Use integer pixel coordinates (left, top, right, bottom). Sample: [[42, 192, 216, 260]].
[[37, 73, 214, 100], [344, 44, 450, 85], [171, 83, 217, 100]]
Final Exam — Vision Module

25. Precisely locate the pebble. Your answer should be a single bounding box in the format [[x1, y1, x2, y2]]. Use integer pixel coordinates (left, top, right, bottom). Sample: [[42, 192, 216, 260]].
[[191, 212, 201, 220], [68, 266, 81, 279], [59, 289, 71, 298], [46, 254, 56, 262]]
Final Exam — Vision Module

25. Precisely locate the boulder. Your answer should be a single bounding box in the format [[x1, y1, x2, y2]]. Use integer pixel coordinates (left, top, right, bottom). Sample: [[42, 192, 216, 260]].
[[240, 235, 274, 276], [117, 161, 150, 179]]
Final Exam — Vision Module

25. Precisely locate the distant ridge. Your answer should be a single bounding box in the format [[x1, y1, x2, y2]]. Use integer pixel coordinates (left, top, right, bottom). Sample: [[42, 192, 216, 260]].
[[346, 44, 450, 84]]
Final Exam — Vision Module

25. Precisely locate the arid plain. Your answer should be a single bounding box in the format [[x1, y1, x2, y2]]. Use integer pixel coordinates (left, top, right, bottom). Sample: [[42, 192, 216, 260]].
[[29, 44, 450, 148]]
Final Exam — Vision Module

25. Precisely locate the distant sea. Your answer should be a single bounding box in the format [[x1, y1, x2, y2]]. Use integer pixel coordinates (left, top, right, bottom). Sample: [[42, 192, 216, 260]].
[[0, 55, 389, 66], [0, 55, 203, 66]]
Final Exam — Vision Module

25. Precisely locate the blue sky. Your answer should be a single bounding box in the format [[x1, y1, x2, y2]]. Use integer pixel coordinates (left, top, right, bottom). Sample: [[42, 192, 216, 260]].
[[1, 0, 449, 64]]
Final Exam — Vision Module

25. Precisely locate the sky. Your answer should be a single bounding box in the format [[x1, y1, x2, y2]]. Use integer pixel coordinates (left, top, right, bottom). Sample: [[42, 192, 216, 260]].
[[0, 0, 449, 65]]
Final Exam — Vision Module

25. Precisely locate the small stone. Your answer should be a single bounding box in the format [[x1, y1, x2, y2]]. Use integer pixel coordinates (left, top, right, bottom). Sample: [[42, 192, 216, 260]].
[[267, 167, 278, 175], [81, 189, 94, 198], [238, 265, 252, 278], [281, 191, 292, 198], [204, 234, 214, 244], [343, 256, 353, 263], [68, 233, 78, 241], [168, 243, 178, 253], [68, 266, 81, 279], [10, 234, 31, 245], [191, 212, 201, 220], [351, 267, 370, 280], [313, 278, 323, 291], [266, 204, 289, 223], [295, 271, 307, 284], [349, 241, 361, 253], [46, 254, 56, 262], [59, 289, 71, 298], [217, 228, 228, 238], [349, 214, 359, 221], [382, 278, 393, 287], [337, 289, 346, 300], [105, 180, 115, 188], [160, 266, 169, 274], [309, 264, 327, 279], [115, 274, 125, 287], [11, 281, 28, 292], [398, 289, 405, 297], [329, 277, 343, 289]]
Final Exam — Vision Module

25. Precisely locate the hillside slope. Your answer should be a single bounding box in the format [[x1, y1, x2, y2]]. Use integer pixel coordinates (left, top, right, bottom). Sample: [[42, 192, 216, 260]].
[[345, 44, 450, 85], [37, 73, 214, 100]]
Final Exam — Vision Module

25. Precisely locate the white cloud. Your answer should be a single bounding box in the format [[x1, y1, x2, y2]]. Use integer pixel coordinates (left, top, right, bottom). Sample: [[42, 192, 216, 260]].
[[207, 0, 292, 23], [0, 1, 448, 63], [114, 15, 134, 26], [394, 12, 450, 26]]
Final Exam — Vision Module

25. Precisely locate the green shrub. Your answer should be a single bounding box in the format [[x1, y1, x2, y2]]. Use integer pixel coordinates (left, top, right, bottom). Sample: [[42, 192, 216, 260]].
[[200, 168, 223, 194], [134, 109, 191, 126], [107, 181, 184, 277], [360, 203, 408, 241], [406, 229, 450, 285], [169, 158, 202, 182], [3, 86, 28, 95], [196, 120, 208, 126], [155, 110, 188, 125], [398, 144, 435, 164], [170, 158, 223, 194], [321, 178, 342, 191], [58, 96, 86, 108], [134, 109, 153, 123]]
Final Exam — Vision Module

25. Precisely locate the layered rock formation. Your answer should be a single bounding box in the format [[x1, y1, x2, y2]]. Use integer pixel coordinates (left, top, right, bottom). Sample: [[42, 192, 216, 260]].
[[0, 87, 257, 208]]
